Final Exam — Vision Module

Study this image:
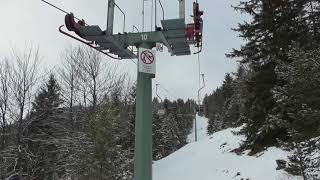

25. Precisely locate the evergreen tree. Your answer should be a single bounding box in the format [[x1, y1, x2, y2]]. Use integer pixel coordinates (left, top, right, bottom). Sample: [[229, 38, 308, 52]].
[[206, 70, 244, 134], [229, 0, 309, 64], [80, 88, 136, 180], [25, 74, 65, 179], [207, 114, 223, 135], [221, 73, 234, 101], [80, 105, 119, 180], [227, 0, 315, 150], [274, 49, 320, 140], [220, 73, 237, 128], [206, 87, 224, 134], [31, 74, 62, 118], [152, 98, 194, 160]]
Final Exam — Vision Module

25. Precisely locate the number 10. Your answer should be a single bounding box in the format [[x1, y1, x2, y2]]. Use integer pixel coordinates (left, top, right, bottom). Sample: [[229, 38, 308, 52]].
[[141, 34, 148, 41]]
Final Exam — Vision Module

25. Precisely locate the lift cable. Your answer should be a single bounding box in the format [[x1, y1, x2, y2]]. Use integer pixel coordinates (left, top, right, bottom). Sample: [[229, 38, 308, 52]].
[[129, 59, 138, 65], [40, 0, 88, 25]]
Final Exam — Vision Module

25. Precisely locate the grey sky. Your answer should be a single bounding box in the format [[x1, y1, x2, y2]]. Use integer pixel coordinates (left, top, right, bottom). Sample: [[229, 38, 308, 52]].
[[0, 0, 245, 101]]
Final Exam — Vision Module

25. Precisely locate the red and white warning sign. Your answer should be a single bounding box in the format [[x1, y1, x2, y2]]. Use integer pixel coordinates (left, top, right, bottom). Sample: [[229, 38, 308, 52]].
[[138, 48, 156, 75]]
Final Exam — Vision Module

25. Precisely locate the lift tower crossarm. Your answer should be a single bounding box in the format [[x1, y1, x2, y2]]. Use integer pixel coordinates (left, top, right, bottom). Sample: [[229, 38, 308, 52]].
[[111, 31, 174, 54], [71, 17, 190, 58]]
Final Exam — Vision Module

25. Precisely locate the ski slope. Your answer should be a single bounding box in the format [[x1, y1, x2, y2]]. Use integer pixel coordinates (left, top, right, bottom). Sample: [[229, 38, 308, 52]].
[[187, 115, 209, 143], [153, 116, 302, 180]]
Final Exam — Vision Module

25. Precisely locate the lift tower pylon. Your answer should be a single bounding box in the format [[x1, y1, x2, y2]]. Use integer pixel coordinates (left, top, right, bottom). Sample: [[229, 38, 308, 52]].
[[57, 0, 204, 179]]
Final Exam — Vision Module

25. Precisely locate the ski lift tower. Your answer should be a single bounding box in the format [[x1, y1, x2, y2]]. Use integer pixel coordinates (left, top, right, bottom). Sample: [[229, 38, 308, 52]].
[[59, 0, 203, 179]]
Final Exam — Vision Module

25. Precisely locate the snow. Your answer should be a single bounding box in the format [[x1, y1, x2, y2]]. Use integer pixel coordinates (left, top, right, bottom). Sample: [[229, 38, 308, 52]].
[[187, 114, 209, 143], [153, 116, 302, 180]]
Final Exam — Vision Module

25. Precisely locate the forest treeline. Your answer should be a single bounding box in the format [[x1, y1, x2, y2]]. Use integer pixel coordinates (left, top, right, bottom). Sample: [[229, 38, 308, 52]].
[[203, 0, 320, 179], [0, 45, 194, 180]]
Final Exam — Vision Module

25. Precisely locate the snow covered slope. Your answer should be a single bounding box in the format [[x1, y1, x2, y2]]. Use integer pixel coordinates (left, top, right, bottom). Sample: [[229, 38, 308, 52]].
[[153, 117, 302, 180], [187, 115, 209, 143]]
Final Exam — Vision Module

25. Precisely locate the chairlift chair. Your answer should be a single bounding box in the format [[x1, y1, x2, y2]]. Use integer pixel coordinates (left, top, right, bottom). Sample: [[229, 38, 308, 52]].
[[156, 84, 166, 116], [197, 104, 205, 116], [157, 109, 166, 116]]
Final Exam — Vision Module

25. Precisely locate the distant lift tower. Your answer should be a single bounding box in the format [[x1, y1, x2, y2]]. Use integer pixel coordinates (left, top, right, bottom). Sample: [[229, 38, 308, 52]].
[[59, 0, 203, 180]]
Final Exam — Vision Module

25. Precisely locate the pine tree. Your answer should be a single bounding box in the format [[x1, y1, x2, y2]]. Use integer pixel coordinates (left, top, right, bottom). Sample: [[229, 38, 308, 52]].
[[205, 72, 243, 134], [220, 73, 237, 128], [25, 74, 65, 179], [229, 0, 309, 64], [221, 73, 234, 101], [274, 49, 320, 140], [227, 0, 314, 150], [31, 74, 62, 118], [80, 105, 118, 179], [152, 98, 194, 160], [206, 87, 224, 134], [80, 85, 137, 180]]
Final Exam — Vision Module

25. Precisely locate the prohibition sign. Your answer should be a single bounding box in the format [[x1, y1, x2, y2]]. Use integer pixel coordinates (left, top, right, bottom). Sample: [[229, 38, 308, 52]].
[[140, 50, 155, 64]]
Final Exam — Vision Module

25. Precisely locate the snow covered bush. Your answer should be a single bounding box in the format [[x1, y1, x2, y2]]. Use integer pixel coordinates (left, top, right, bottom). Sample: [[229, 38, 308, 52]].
[[286, 137, 320, 179]]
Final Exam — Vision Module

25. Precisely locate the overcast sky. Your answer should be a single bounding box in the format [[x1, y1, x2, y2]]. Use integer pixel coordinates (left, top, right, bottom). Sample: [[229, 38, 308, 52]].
[[0, 0, 246, 101]]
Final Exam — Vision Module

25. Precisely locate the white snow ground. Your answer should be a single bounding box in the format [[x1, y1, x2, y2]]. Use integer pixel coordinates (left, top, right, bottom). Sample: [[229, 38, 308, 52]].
[[153, 115, 302, 180], [187, 115, 209, 143]]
